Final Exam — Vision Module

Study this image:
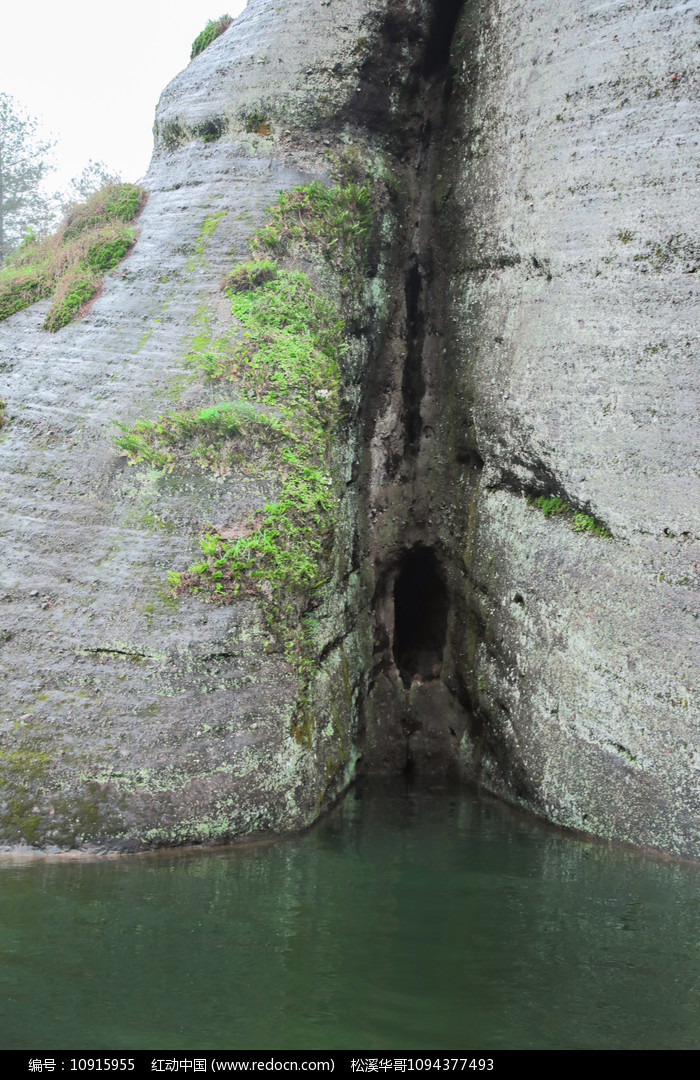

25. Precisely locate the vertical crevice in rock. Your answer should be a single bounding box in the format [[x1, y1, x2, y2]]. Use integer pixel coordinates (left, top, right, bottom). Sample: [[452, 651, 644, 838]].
[[402, 254, 427, 453], [360, 0, 476, 781]]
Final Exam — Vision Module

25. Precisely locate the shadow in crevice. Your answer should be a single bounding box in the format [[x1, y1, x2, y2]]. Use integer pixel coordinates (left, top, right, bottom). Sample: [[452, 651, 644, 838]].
[[402, 254, 427, 451], [423, 0, 466, 80]]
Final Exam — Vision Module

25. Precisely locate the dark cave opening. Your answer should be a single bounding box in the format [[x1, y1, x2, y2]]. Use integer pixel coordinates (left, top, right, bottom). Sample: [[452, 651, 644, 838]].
[[393, 548, 449, 689]]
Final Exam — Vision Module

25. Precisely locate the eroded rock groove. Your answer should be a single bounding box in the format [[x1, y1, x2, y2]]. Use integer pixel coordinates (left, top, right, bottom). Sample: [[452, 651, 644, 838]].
[[361, 0, 475, 780]]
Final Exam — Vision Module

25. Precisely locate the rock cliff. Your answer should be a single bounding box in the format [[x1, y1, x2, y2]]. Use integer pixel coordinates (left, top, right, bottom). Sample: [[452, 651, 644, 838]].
[[0, 0, 697, 856]]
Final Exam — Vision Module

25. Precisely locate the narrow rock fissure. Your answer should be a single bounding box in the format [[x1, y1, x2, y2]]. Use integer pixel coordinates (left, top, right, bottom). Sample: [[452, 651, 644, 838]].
[[402, 254, 426, 453], [361, 0, 474, 779]]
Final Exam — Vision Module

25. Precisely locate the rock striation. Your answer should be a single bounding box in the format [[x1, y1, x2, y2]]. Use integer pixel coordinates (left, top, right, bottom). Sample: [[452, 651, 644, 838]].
[[0, 0, 698, 856]]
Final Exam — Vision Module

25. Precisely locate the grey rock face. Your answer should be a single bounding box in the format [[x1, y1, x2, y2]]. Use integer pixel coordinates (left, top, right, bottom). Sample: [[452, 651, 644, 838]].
[[0, 0, 698, 857], [0, 0, 382, 851], [443, 0, 700, 855]]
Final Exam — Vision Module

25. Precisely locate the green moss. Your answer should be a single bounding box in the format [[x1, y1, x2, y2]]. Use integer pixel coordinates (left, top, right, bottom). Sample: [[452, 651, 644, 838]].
[[190, 14, 233, 60], [528, 495, 569, 518], [0, 397, 6, 429], [186, 210, 228, 275], [0, 747, 50, 846], [86, 228, 135, 272], [527, 494, 612, 538], [0, 746, 50, 778], [571, 511, 612, 537], [291, 706, 314, 748]]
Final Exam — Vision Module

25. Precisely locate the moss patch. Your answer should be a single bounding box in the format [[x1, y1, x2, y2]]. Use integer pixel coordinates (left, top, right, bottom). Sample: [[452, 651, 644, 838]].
[[0, 746, 51, 846], [527, 494, 612, 538], [0, 269, 52, 320]]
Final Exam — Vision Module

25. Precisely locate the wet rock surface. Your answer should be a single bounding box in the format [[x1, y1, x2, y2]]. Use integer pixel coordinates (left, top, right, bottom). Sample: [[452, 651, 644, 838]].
[[0, 0, 698, 856]]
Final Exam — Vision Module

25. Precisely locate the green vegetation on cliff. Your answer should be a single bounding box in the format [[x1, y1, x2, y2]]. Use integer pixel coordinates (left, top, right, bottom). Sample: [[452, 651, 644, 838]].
[[116, 179, 373, 632], [0, 183, 145, 330], [113, 400, 279, 472], [189, 264, 344, 596], [190, 15, 233, 60]]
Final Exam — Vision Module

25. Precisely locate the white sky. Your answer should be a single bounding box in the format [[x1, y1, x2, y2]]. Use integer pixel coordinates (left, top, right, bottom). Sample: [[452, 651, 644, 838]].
[[1, 1, 247, 192]]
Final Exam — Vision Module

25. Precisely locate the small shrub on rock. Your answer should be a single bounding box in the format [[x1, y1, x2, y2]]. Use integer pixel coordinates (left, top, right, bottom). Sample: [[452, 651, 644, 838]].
[[221, 258, 277, 292]]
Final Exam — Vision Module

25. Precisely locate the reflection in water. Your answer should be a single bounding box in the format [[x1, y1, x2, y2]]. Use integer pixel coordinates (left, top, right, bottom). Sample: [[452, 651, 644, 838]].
[[1, 782, 699, 1050]]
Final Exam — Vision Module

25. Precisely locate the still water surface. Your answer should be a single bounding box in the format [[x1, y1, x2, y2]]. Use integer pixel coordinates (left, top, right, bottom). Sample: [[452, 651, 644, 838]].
[[1, 784, 699, 1050]]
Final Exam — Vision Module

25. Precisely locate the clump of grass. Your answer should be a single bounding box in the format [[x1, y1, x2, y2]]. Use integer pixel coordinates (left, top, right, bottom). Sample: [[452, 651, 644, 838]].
[[252, 181, 372, 267], [527, 494, 612, 538], [0, 183, 144, 331], [61, 184, 142, 240], [183, 267, 343, 594], [114, 400, 278, 474], [116, 178, 374, 630], [190, 15, 233, 60], [221, 257, 277, 292], [165, 261, 343, 601]]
